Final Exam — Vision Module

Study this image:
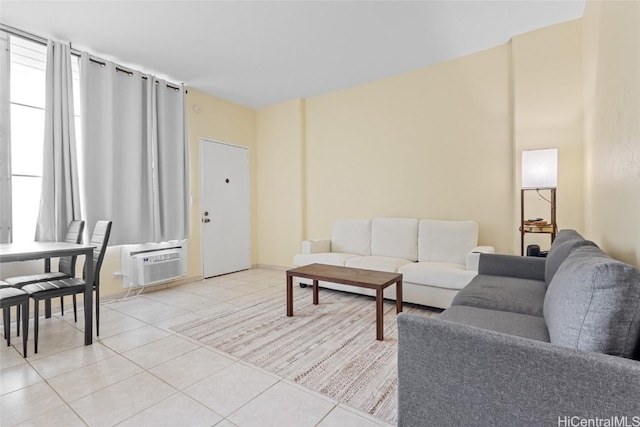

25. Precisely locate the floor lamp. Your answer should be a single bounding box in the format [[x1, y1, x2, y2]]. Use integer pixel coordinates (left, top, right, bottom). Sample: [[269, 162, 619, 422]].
[[520, 148, 558, 255]]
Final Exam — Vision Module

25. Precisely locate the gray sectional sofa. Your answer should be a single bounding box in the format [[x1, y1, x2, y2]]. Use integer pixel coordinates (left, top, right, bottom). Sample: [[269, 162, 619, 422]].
[[397, 230, 640, 426]]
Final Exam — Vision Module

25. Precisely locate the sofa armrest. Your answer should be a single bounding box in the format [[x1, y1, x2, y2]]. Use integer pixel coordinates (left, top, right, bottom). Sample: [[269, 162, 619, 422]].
[[478, 253, 546, 280], [301, 239, 331, 255], [465, 246, 495, 271], [397, 313, 640, 427]]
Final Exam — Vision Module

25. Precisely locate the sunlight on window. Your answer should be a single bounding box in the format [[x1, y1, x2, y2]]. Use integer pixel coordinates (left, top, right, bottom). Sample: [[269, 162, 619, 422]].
[[9, 36, 46, 242], [1, 34, 82, 243], [11, 176, 42, 243], [6, 35, 81, 242], [10, 105, 44, 176], [10, 38, 46, 108]]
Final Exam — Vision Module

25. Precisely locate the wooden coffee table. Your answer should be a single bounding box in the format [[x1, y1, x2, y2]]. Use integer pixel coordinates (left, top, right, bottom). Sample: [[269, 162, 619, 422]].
[[286, 263, 403, 341]]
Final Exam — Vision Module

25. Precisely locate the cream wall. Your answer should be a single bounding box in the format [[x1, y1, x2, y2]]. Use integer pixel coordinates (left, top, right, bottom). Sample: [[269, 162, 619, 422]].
[[304, 45, 513, 254], [256, 19, 597, 266], [512, 20, 584, 253], [184, 88, 258, 276], [256, 99, 306, 267], [583, 0, 640, 266]]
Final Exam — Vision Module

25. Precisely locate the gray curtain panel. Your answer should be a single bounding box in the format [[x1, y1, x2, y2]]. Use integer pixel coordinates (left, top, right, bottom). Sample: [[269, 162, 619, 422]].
[[151, 78, 189, 243], [35, 40, 81, 242], [79, 53, 188, 245]]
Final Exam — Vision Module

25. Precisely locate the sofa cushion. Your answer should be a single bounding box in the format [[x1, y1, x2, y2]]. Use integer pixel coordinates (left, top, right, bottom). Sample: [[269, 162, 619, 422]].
[[545, 229, 597, 287], [478, 254, 546, 281], [544, 246, 640, 359], [293, 252, 357, 267], [345, 256, 412, 273], [438, 306, 550, 342], [452, 275, 546, 317], [399, 262, 477, 290], [418, 220, 478, 265], [331, 219, 371, 256], [371, 218, 419, 261]]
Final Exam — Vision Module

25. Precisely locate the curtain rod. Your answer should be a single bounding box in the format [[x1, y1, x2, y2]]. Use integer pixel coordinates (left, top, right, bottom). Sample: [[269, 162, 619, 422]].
[[0, 23, 182, 92], [87, 59, 181, 92], [1, 23, 47, 45]]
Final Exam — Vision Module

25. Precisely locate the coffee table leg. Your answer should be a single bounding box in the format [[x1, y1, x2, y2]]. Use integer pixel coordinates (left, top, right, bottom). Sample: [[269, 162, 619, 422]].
[[396, 279, 403, 313], [312, 279, 319, 305], [286, 274, 293, 317], [376, 288, 383, 341]]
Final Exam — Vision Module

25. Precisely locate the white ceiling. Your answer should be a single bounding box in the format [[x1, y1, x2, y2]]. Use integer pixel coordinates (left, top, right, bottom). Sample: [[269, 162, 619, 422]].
[[1, 1, 585, 109]]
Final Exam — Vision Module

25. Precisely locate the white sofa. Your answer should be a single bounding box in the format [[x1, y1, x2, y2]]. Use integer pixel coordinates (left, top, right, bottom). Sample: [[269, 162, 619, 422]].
[[292, 218, 495, 309]]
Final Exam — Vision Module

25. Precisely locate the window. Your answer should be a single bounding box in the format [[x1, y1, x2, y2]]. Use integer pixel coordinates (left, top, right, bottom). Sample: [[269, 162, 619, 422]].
[[2, 34, 80, 243], [9, 36, 46, 243], [1, 30, 185, 245]]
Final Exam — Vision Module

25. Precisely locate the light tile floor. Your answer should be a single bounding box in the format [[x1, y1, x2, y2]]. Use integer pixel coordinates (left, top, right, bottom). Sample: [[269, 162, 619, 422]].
[[0, 268, 393, 427]]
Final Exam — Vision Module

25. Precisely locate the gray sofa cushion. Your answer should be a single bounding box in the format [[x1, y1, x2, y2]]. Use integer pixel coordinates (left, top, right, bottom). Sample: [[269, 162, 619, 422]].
[[544, 246, 640, 359], [451, 275, 546, 317], [478, 254, 545, 281], [438, 306, 550, 342], [397, 314, 640, 427], [545, 229, 597, 287]]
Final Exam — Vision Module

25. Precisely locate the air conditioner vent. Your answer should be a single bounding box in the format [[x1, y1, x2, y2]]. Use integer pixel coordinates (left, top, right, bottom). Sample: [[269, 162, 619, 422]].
[[128, 248, 185, 288]]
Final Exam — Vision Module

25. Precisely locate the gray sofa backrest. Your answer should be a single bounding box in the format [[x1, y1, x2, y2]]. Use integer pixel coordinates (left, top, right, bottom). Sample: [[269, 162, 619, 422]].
[[544, 245, 640, 359], [545, 229, 598, 287]]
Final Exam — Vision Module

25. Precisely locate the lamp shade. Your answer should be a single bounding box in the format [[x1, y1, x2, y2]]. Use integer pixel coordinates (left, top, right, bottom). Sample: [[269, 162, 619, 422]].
[[522, 148, 558, 189]]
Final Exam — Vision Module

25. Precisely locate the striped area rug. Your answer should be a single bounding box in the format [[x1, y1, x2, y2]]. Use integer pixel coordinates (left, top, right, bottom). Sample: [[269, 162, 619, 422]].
[[171, 287, 440, 424]]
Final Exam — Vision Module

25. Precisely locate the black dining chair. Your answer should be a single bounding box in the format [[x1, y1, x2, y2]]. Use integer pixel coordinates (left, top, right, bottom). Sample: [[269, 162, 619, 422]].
[[5, 220, 85, 316], [1, 284, 29, 357], [71, 220, 112, 337], [21, 221, 112, 353], [5, 220, 85, 287]]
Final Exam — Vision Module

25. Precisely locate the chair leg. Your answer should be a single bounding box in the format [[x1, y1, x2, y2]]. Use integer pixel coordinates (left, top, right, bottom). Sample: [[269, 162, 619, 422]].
[[16, 304, 21, 337], [3, 308, 9, 346], [72, 294, 77, 323], [34, 299, 39, 354], [21, 300, 28, 358], [96, 288, 100, 336], [60, 296, 64, 316]]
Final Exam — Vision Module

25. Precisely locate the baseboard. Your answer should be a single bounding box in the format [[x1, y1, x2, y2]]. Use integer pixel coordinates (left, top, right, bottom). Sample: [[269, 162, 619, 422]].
[[253, 264, 288, 271]]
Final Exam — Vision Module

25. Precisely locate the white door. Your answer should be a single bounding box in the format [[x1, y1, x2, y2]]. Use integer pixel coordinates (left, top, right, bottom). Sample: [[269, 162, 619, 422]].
[[200, 139, 250, 278]]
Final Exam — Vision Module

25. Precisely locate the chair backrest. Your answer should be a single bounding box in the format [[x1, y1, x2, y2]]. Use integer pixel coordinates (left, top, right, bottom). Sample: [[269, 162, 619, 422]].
[[59, 220, 86, 276], [64, 220, 85, 244], [87, 221, 112, 287]]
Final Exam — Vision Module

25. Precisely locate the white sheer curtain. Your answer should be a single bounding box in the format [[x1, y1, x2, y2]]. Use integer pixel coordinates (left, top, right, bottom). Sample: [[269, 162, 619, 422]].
[[35, 40, 80, 242], [79, 54, 188, 245]]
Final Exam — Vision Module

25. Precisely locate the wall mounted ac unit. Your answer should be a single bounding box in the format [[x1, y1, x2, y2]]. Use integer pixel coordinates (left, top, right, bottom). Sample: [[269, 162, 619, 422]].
[[121, 241, 187, 288], [133, 249, 183, 287]]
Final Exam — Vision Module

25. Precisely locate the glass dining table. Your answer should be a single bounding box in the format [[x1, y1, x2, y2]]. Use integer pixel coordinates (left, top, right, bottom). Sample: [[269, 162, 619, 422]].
[[0, 242, 96, 345]]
